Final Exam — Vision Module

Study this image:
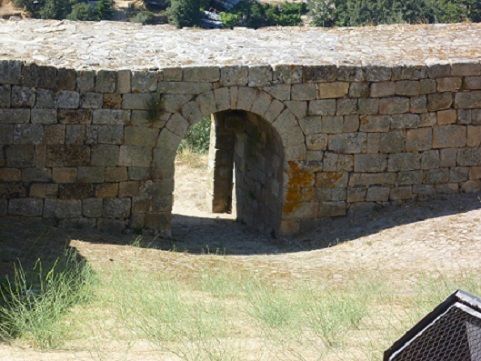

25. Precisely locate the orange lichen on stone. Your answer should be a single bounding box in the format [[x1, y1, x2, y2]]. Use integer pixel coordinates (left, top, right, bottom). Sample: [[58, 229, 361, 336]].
[[283, 161, 314, 214], [315, 172, 345, 189]]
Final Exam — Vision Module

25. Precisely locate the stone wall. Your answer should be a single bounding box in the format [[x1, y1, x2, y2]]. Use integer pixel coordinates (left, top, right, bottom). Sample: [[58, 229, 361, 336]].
[[1, 59, 481, 236]]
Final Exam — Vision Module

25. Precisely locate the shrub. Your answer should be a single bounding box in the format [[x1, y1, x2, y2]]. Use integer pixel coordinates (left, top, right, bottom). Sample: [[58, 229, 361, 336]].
[[179, 117, 211, 154], [130, 10, 156, 24], [308, 0, 479, 27], [96, 0, 114, 20], [38, 0, 71, 19], [67, 3, 101, 21], [168, 0, 201, 28]]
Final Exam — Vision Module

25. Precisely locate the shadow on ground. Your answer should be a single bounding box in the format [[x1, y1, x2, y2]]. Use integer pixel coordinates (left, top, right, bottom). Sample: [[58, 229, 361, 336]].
[[0, 193, 480, 276]]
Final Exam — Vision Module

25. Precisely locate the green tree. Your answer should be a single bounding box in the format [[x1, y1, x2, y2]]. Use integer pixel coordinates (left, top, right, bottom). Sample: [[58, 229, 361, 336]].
[[38, 0, 71, 19], [168, 0, 201, 28], [68, 3, 100, 20], [97, 0, 114, 20]]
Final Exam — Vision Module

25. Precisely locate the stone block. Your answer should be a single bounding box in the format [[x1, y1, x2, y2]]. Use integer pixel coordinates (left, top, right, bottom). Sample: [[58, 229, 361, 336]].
[[462, 180, 481, 193], [119, 181, 140, 197], [394, 81, 420, 96], [0, 168, 21, 182], [366, 133, 380, 153], [316, 188, 346, 202], [104, 167, 128, 182], [122, 93, 152, 110], [56, 91, 80, 109], [80, 93, 103, 109], [0, 109, 30, 124], [388, 153, 421, 171], [131, 71, 159, 92], [91, 144, 120, 166], [273, 65, 303, 84], [336, 99, 358, 115], [5, 145, 35, 167], [455, 91, 481, 109], [364, 66, 391, 82], [390, 114, 420, 129], [359, 115, 390, 132], [458, 110, 471, 124], [370, 81, 394, 97], [88, 125, 124, 144], [77, 167, 104, 183], [59, 126, 81, 146], [30, 183, 58, 198], [58, 183, 94, 199], [451, 62, 481, 76], [58, 109, 92, 124], [82, 198, 103, 217], [284, 101, 307, 118], [318, 201, 346, 216], [306, 133, 328, 151], [77, 70, 95, 92], [52, 167, 77, 183], [119, 145, 152, 167], [116, 70, 131, 94], [44, 199, 81, 218], [93, 109, 130, 125], [309, 99, 336, 115], [470, 167, 481, 180], [318, 82, 349, 99], [183, 67, 219, 83], [440, 148, 458, 167], [248, 66, 272, 87], [104, 198, 131, 219], [427, 63, 451, 78], [420, 79, 437, 94], [46, 145, 90, 166], [474, 110, 481, 125], [428, 92, 453, 111], [103, 93, 122, 109], [35, 89, 55, 108], [328, 133, 366, 154], [95, 183, 119, 198], [220, 66, 248, 86], [433, 125, 466, 148], [0, 85, 10, 108], [354, 154, 387, 172], [302, 65, 337, 83], [464, 77, 481, 90], [457, 148, 481, 166], [11, 86, 35, 107], [124, 127, 158, 147], [420, 113, 437, 127], [410, 96, 427, 113], [437, 109, 457, 125], [157, 81, 212, 95], [421, 150, 440, 169], [31, 109, 56, 125], [392, 65, 426, 80], [315, 171, 348, 189], [22, 167, 51, 182], [423, 168, 449, 184], [323, 152, 353, 171], [349, 82, 370, 98], [214, 87, 231, 111], [8, 198, 43, 216], [347, 187, 366, 202], [96, 70, 117, 93], [390, 186, 413, 200], [450, 167, 469, 182], [379, 97, 409, 114], [44, 125, 65, 144], [366, 186, 390, 202], [467, 126, 481, 147], [437, 77, 462, 92], [56, 68, 76, 90], [406, 128, 432, 151], [264, 84, 290, 101], [0, 60, 21, 84], [397, 170, 423, 185], [291, 83, 317, 100], [358, 98, 379, 115], [0, 125, 13, 144]]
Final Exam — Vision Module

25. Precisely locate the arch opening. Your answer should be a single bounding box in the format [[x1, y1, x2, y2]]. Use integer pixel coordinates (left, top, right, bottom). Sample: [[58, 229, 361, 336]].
[[173, 109, 284, 237]]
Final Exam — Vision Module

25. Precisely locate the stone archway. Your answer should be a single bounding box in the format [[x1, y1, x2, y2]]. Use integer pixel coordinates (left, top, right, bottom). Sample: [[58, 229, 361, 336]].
[[155, 86, 305, 237]]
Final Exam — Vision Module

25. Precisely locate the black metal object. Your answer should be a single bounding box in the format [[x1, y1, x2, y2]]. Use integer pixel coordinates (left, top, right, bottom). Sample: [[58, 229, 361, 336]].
[[384, 290, 481, 361]]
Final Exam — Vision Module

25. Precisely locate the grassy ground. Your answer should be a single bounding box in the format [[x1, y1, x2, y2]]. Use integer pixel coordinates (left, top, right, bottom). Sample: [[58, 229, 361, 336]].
[[1, 241, 480, 361]]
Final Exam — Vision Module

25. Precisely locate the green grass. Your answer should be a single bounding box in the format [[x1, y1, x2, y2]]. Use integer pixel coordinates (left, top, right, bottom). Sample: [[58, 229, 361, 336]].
[[0, 251, 94, 349], [0, 247, 479, 360]]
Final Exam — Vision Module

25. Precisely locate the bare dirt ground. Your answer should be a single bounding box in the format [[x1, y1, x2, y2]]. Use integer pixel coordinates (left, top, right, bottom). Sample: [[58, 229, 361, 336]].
[[1, 157, 481, 360]]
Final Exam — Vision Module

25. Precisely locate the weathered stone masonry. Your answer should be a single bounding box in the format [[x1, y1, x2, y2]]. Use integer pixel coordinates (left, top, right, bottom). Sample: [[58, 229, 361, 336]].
[[1, 19, 481, 236]]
